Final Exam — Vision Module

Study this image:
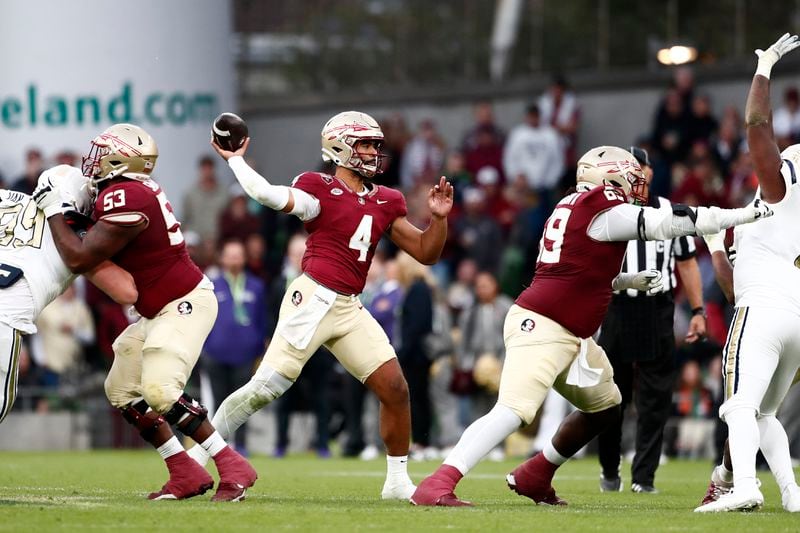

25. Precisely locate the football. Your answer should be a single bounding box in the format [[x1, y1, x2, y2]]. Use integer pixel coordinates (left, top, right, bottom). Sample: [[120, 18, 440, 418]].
[[212, 112, 249, 151]]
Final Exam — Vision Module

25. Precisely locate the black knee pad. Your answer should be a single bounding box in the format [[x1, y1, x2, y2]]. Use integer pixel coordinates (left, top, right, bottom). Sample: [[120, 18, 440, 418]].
[[163, 393, 208, 437], [120, 399, 164, 441]]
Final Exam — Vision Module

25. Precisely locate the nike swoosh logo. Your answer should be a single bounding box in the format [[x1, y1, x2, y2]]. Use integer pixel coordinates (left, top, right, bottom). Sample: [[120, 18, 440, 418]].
[[377, 200, 388, 204]]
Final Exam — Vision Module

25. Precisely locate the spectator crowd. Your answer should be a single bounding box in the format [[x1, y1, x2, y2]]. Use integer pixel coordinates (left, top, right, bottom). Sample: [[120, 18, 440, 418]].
[[5, 69, 800, 464]]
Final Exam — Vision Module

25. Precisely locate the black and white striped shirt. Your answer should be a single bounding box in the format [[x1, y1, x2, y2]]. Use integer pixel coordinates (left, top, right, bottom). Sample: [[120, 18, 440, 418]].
[[616, 197, 697, 298]]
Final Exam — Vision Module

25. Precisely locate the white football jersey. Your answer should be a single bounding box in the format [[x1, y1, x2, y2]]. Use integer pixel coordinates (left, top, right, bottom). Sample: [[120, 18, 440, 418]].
[[733, 155, 800, 315], [0, 190, 74, 332]]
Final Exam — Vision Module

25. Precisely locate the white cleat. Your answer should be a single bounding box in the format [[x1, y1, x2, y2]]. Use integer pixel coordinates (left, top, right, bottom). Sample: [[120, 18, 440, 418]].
[[186, 444, 211, 467], [694, 485, 764, 513], [781, 484, 800, 512], [381, 478, 417, 501]]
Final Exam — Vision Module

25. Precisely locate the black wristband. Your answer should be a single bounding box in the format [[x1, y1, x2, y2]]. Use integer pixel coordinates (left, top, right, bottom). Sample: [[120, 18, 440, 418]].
[[692, 306, 706, 318]]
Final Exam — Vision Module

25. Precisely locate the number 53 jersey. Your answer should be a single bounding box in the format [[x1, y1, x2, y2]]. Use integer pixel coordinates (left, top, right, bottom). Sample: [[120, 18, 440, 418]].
[[94, 179, 204, 318], [291, 172, 407, 295], [516, 186, 628, 338]]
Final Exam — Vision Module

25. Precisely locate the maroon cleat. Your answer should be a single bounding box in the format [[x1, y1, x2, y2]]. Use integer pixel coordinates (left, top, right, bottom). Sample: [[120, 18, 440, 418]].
[[506, 453, 568, 506], [148, 452, 214, 500], [211, 447, 258, 502], [410, 465, 473, 507], [699, 480, 732, 507]]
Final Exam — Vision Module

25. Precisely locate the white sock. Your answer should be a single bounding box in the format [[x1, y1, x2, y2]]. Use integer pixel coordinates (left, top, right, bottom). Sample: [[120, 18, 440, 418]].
[[543, 440, 569, 466], [443, 403, 522, 475], [758, 415, 797, 494], [157, 436, 185, 460], [386, 455, 410, 481], [200, 430, 228, 458], [713, 464, 733, 484], [725, 408, 760, 489]]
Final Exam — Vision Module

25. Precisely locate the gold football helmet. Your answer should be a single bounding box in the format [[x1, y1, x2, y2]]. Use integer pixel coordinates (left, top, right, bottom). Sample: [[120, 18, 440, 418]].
[[82, 123, 158, 184], [320, 111, 385, 178], [576, 146, 647, 204]]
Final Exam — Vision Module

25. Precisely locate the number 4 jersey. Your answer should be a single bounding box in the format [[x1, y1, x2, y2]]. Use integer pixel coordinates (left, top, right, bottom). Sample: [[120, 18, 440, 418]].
[[291, 172, 407, 295], [516, 186, 628, 338], [94, 179, 204, 318]]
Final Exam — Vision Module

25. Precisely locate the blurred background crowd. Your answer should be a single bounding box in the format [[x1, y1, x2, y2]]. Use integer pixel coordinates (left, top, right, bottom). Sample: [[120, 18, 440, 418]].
[[7, 63, 800, 464]]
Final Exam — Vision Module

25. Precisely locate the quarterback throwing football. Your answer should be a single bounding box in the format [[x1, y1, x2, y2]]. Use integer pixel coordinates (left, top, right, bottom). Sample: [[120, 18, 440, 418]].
[[188, 111, 453, 500]]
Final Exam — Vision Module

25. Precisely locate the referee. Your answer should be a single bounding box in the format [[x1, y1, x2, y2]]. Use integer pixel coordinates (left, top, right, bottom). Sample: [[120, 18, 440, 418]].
[[597, 147, 707, 494]]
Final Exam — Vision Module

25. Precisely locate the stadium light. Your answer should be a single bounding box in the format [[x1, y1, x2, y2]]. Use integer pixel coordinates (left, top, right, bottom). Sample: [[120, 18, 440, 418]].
[[656, 44, 698, 66]]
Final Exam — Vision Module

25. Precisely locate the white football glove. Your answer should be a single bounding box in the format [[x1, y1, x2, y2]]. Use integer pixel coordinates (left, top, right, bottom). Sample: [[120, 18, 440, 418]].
[[612, 269, 664, 295], [702, 230, 727, 255], [742, 197, 774, 222], [32, 165, 93, 218], [755, 32, 800, 78]]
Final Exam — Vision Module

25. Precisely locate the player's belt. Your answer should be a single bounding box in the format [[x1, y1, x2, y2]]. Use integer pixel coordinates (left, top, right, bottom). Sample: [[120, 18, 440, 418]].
[[303, 273, 359, 298]]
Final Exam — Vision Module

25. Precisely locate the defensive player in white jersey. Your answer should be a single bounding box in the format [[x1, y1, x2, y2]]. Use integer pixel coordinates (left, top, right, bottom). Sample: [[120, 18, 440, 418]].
[[0, 165, 137, 422], [695, 32, 800, 513]]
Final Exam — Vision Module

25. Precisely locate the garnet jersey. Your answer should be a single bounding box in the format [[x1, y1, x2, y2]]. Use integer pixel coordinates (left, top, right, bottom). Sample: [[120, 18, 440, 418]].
[[292, 172, 407, 294], [516, 186, 628, 338], [94, 179, 203, 318]]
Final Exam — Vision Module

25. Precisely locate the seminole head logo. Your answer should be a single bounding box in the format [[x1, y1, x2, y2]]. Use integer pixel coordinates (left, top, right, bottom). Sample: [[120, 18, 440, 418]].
[[291, 290, 303, 306], [521, 318, 535, 332]]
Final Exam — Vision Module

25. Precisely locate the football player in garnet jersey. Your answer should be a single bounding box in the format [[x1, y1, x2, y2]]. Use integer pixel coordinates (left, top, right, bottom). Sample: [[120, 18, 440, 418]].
[[187, 111, 453, 500], [33, 124, 257, 502], [411, 146, 774, 507]]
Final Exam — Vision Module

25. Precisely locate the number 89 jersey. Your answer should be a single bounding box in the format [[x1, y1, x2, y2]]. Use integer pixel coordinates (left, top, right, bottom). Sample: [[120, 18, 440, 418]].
[[292, 172, 407, 295], [0, 190, 72, 323], [94, 179, 203, 318], [516, 186, 628, 338]]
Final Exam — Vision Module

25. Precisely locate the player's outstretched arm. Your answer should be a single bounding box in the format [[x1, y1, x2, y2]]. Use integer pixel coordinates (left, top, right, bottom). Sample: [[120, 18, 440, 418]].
[[84, 261, 138, 305], [45, 216, 144, 274], [745, 33, 800, 202], [389, 176, 453, 265], [212, 137, 320, 221], [588, 199, 773, 242]]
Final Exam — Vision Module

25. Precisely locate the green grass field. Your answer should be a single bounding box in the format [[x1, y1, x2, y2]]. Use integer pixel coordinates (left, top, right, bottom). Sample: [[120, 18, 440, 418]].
[[0, 451, 796, 531]]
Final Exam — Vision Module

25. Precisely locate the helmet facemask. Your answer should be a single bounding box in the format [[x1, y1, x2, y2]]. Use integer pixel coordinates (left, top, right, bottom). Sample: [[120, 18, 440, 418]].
[[321, 111, 386, 179], [576, 146, 648, 205], [82, 124, 158, 188]]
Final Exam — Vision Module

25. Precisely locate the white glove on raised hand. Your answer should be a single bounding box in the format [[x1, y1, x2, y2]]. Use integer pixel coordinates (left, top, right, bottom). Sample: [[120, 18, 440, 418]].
[[755, 32, 800, 78], [32, 165, 93, 218], [742, 197, 774, 222], [612, 269, 663, 295], [702, 230, 727, 255]]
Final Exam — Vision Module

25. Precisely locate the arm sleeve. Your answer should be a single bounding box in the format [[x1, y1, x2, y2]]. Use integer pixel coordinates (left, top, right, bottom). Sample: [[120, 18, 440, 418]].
[[228, 156, 320, 221], [588, 203, 757, 242]]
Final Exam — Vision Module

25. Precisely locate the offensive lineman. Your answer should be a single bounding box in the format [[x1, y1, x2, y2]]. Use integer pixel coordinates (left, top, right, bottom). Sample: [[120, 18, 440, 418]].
[[187, 111, 453, 500], [0, 165, 136, 422], [695, 33, 800, 513], [411, 146, 773, 507], [34, 124, 257, 502]]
